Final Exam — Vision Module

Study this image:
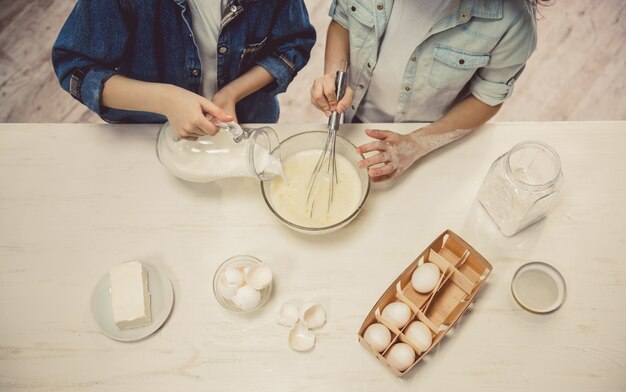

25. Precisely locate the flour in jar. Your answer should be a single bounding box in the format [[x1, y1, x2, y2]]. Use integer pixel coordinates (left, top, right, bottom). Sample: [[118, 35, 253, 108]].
[[269, 149, 362, 227]]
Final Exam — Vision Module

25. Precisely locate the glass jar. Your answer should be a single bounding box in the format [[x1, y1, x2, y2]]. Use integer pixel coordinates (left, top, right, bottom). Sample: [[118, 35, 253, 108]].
[[156, 121, 282, 182], [477, 141, 564, 236]]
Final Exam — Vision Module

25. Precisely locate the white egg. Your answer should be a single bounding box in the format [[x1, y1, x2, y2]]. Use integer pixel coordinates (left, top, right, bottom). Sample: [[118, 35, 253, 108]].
[[232, 285, 261, 311], [363, 323, 392, 353], [381, 302, 411, 329], [411, 262, 441, 293], [404, 321, 433, 352], [385, 343, 416, 372]]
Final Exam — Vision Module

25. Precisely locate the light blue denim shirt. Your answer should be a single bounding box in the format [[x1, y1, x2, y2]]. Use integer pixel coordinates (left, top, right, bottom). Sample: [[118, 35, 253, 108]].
[[330, 0, 537, 122]]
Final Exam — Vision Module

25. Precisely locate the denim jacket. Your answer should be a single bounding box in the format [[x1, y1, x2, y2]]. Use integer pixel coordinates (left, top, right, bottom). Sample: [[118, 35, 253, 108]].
[[330, 0, 537, 122], [52, 0, 316, 123]]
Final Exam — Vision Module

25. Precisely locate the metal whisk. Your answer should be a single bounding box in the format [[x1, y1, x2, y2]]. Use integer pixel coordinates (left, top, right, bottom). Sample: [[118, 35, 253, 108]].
[[306, 61, 348, 216]]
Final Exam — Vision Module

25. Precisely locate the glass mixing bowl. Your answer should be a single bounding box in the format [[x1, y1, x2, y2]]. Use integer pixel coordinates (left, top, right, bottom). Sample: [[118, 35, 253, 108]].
[[260, 131, 370, 235]]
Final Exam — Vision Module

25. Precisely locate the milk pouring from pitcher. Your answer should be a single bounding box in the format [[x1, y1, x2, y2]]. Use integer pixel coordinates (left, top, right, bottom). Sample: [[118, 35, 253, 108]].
[[157, 121, 282, 182]]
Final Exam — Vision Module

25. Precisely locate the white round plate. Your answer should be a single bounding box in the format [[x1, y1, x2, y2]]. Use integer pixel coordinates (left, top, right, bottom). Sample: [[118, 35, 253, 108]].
[[91, 262, 174, 342]]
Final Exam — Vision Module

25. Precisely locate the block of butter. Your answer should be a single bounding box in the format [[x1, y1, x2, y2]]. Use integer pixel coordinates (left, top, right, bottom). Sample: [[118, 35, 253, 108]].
[[109, 261, 152, 329]]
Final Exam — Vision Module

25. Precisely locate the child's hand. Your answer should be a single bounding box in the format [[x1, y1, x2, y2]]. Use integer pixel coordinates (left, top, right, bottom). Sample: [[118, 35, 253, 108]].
[[310, 74, 354, 117], [356, 129, 427, 183], [162, 86, 233, 139], [211, 89, 238, 123]]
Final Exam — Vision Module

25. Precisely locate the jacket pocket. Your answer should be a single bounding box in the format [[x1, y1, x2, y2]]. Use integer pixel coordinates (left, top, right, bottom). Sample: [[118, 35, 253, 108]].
[[429, 45, 490, 90], [238, 37, 268, 76]]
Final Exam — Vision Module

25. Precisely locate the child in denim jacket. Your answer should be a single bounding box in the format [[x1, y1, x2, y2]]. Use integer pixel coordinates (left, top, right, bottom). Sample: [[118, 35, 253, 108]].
[[53, 0, 315, 138], [311, 0, 540, 182]]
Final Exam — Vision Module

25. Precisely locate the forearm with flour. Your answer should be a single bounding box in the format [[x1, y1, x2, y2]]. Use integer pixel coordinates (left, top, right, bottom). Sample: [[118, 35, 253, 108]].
[[410, 95, 502, 155]]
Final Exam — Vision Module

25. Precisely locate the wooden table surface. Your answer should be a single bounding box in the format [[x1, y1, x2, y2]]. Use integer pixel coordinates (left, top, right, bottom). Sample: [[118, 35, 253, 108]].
[[1, 122, 625, 391]]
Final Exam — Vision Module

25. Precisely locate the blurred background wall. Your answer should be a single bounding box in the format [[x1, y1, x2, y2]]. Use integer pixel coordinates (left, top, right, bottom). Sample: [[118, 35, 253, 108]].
[[0, 0, 624, 124]]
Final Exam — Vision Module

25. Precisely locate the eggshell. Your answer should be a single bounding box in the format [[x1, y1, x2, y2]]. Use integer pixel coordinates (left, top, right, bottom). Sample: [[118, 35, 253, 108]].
[[411, 262, 441, 293], [217, 279, 239, 300], [385, 343, 416, 372], [223, 268, 244, 286], [218, 267, 245, 300], [404, 321, 433, 352], [288, 323, 316, 351], [277, 300, 300, 327], [232, 285, 261, 311], [246, 264, 273, 290], [381, 302, 411, 329], [363, 323, 392, 353], [299, 303, 326, 330]]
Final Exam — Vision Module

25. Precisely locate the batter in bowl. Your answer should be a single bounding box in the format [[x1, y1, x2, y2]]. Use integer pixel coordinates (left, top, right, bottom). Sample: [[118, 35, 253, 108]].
[[269, 149, 362, 227]]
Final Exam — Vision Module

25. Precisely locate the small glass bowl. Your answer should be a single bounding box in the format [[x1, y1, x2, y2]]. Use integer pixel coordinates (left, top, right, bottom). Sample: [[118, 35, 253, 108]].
[[260, 131, 371, 235], [212, 255, 272, 313], [511, 261, 566, 314]]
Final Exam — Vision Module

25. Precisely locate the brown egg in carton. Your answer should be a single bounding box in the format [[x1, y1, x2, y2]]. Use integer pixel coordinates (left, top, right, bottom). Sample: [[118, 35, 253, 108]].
[[357, 230, 493, 377]]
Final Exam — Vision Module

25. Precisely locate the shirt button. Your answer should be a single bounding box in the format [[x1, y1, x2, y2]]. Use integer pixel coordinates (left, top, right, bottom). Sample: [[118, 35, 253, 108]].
[[461, 11, 469, 20], [410, 56, 417, 62], [218, 46, 228, 54], [404, 86, 411, 92], [230, 5, 237, 12], [367, 62, 371, 68], [189, 33, 193, 38], [351, 105, 355, 110], [358, 84, 364, 89], [459, 59, 465, 65], [376, 3, 384, 10], [351, 5, 356, 11], [191, 69, 200, 76]]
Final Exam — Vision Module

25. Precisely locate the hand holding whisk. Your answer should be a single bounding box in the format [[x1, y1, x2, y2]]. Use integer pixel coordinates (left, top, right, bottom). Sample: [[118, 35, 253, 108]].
[[306, 61, 349, 217]]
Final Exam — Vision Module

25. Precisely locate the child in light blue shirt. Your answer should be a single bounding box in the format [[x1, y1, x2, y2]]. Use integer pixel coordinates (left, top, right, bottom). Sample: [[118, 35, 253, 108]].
[[311, 0, 539, 182]]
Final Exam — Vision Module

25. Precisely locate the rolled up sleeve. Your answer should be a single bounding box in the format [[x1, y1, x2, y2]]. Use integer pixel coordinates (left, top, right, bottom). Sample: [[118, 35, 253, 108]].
[[255, 0, 316, 96], [256, 54, 297, 95], [51, 0, 128, 116], [79, 67, 119, 114], [471, 64, 526, 106], [470, 4, 537, 106], [329, 0, 349, 29]]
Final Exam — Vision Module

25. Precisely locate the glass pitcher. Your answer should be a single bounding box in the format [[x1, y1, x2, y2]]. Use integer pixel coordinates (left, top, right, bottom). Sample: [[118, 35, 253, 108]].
[[477, 141, 564, 236], [156, 121, 282, 183]]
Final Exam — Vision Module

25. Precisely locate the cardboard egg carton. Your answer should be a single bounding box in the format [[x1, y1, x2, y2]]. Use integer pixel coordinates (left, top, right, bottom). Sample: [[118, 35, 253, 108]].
[[357, 230, 493, 376]]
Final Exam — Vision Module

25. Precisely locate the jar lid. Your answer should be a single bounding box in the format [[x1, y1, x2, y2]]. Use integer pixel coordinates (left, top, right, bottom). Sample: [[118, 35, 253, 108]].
[[511, 261, 566, 313]]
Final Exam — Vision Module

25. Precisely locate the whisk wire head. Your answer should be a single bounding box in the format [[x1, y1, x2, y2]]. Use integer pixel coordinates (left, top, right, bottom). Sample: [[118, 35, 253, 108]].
[[305, 62, 348, 218], [305, 131, 340, 217]]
